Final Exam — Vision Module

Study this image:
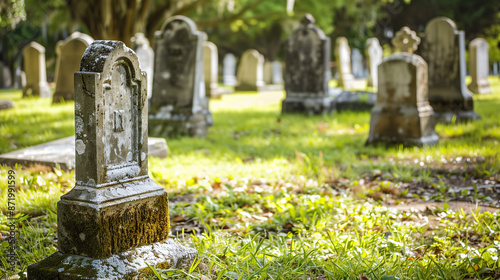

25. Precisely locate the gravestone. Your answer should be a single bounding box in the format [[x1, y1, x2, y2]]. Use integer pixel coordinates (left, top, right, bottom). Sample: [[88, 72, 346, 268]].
[[272, 61, 284, 84], [14, 68, 26, 90], [52, 32, 94, 103], [282, 14, 334, 114], [263, 61, 273, 84], [351, 48, 364, 78], [0, 62, 12, 88], [22, 42, 51, 98], [235, 49, 265, 91], [335, 37, 355, 89], [468, 38, 491, 94], [203, 41, 220, 98], [494, 62, 498, 75], [419, 17, 480, 123], [27, 41, 196, 280], [367, 27, 438, 147], [366, 38, 383, 88], [150, 16, 212, 137], [132, 33, 155, 99], [223, 53, 237, 86]]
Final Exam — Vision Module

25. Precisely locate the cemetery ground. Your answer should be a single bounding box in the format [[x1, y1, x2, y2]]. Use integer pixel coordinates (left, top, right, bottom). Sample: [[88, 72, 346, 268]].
[[1, 77, 500, 279]]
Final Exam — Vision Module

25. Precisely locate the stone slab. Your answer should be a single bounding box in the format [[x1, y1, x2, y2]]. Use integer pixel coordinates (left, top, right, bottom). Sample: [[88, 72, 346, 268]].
[[27, 239, 197, 280], [0, 99, 14, 110], [0, 136, 168, 171]]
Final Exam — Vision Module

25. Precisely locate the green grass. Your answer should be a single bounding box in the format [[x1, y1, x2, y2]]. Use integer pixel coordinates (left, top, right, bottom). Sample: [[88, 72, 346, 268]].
[[1, 77, 500, 279]]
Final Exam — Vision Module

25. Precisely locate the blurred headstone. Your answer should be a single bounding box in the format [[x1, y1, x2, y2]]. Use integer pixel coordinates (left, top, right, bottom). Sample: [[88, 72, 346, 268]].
[[22, 42, 51, 98], [282, 14, 334, 114], [223, 53, 237, 86], [235, 49, 265, 91], [468, 38, 491, 94], [493, 62, 498, 75], [27, 40, 196, 279], [419, 17, 480, 123], [367, 27, 438, 147], [272, 61, 283, 84], [366, 38, 383, 88], [351, 48, 364, 78], [132, 33, 155, 99], [150, 16, 212, 137], [0, 61, 12, 88], [335, 37, 354, 89], [52, 32, 94, 103], [203, 41, 220, 98]]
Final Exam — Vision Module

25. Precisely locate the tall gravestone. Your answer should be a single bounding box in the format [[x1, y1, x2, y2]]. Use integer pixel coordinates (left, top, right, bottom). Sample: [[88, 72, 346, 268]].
[[351, 48, 364, 78], [366, 38, 383, 88], [367, 27, 438, 147], [468, 38, 491, 94], [263, 61, 273, 85], [272, 61, 284, 84], [203, 41, 220, 98], [27, 41, 196, 279], [22, 42, 51, 98], [0, 61, 12, 88], [132, 33, 155, 99], [235, 49, 265, 91], [223, 53, 237, 86], [335, 37, 355, 89], [282, 14, 333, 114], [52, 32, 94, 103], [150, 16, 212, 137], [419, 17, 480, 122]]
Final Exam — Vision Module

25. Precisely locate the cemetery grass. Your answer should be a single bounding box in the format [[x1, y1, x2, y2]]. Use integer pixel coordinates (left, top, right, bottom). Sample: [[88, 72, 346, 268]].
[[0, 78, 499, 279]]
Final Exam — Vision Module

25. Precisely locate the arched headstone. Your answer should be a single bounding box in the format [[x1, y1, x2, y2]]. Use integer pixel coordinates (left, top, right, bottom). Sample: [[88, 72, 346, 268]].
[[0, 62, 12, 88], [468, 38, 491, 94], [203, 41, 220, 98], [235, 49, 265, 91], [223, 53, 237, 86], [366, 38, 383, 88], [351, 48, 364, 78], [132, 33, 155, 99], [22, 41, 51, 98], [335, 37, 354, 89]]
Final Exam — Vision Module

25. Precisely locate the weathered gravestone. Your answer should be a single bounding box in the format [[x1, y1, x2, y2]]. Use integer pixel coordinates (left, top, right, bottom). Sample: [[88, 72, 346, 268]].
[[366, 38, 383, 88], [235, 49, 265, 91], [0, 61, 12, 88], [468, 38, 491, 94], [366, 27, 438, 147], [150, 16, 212, 137], [27, 41, 196, 280], [223, 53, 237, 86], [203, 41, 221, 98], [132, 33, 155, 99], [335, 37, 355, 89], [22, 42, 51, 98], [282, 14, 334, 114], [419, 17, 480, 123], [351, 48, 364, 78], [52, 32, 94, 103]]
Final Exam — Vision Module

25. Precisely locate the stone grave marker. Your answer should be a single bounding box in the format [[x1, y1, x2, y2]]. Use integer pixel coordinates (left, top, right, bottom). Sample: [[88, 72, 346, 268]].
[[223, 53, 237, 86], [366, 38, 383, 88], [235, 49, 265, 91], [366, 27, 438, 147], [150, 15, 212, 137], [22, 42, 51, 98], [0, 61, 12, 88], [203, 41, 221, 98], [132, 33, 155, 99], [494, 62, 498, 75], [468, 38, 491, 94], [419, 17, 480, 123], [282, 14, 334, 114], [52, 32, 94, 103], [351, 48, 364, 78], [272, 61, 283, 84], [263, 61, 273, 84], [27, 41, 196, 279], [335, 37, 354, 89]]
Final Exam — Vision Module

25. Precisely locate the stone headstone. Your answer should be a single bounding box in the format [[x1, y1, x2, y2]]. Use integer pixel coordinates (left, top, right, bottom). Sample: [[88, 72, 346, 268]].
[[367, 27, 438, 147], [282, 14, 334, 114], [366, 38, 383, 88], [335, 37, 354, 89], [419, 17, 480, 123], [351, 48, 364, 78], [468, 38, 491, 94], [22, 42, 51, 98], [203, 41, 220, 98], [263, 61, 273, 84], [235, 49, 265, 91], [223, 53, 237, 86], [0, 99, 14, 110], [335, 90, 376, 112], [272, 61, 284, 84], [132, 33, 155, 99], [0, 62, 12, 88], [493, 62, 498, 75], [52, 32, 94, 103], [27, 41, 196, 279], [14, 68, 26, 90], [150, 16, 212, 137]]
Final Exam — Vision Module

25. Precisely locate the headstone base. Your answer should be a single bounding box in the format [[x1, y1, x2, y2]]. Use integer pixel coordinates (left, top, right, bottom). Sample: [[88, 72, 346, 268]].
[[0, 99, 14, 110], [149, 111, 213, 137], [282, 96, 335, 115], [468, 80, 492, 95], [27, 239, 197, 280]]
